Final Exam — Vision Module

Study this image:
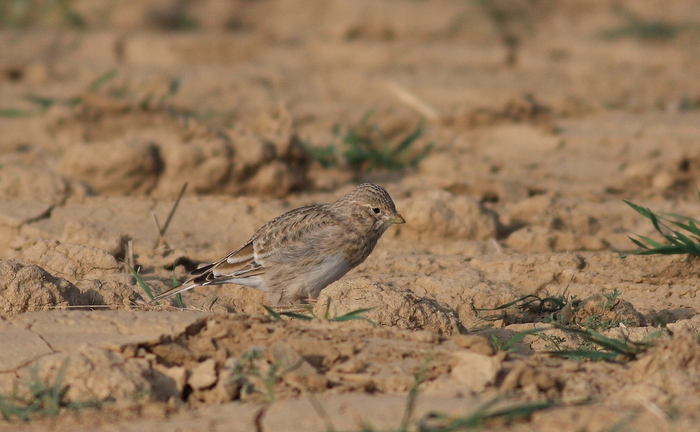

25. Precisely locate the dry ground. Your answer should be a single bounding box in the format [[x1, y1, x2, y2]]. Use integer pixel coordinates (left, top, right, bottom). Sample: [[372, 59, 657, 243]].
[[2, 1, 700, 430]]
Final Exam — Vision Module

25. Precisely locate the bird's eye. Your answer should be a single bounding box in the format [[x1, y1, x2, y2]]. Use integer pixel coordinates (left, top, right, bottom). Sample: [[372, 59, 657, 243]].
[[372, 207, 381, 214]]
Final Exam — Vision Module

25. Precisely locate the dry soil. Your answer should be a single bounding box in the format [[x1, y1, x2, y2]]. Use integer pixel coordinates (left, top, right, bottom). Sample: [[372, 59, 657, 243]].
[[2, 1, 700, 431]]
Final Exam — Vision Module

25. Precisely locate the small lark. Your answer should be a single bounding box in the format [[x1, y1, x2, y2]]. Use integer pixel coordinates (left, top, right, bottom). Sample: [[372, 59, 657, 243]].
[[151, 183, 405, 305]]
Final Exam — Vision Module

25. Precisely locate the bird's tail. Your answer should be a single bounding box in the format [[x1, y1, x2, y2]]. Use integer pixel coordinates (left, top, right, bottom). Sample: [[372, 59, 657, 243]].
[[149, 281, 199, 303]]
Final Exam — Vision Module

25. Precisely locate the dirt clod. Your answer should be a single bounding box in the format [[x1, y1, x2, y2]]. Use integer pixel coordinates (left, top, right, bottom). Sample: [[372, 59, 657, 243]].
[[0, 260, 83, 317]]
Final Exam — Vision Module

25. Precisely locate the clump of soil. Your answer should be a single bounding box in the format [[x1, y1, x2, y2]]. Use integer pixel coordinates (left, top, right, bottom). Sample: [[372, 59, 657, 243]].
[[3, 0, 700, 431]]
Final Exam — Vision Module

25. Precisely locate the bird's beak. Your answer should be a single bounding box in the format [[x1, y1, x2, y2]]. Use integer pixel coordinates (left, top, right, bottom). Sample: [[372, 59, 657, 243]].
[[388, 213, 406, 224]]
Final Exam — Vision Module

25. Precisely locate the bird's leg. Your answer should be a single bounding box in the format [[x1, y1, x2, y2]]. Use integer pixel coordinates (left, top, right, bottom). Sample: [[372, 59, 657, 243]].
[[303, 296, 319, 305]]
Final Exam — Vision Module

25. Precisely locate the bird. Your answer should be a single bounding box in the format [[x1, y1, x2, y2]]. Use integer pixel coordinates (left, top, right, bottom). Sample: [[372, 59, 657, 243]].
[[150, 183, 405, 305]]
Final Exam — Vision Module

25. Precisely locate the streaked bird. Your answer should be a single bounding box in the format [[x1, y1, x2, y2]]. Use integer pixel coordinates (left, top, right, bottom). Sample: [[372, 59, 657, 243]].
[[151, 183, 405, 305]]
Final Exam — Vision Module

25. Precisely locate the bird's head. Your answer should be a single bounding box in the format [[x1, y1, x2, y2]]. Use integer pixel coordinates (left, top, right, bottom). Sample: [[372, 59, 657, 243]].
[[334, 183, 405, 229]]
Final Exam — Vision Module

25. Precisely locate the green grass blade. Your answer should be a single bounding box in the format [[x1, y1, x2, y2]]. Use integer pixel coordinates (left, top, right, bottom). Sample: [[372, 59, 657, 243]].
[[554, 326, 650, 360], [623, 200, 654, 219], [409, 142, 433, 168], [548, 350, 621, 361], [263, 306, 282, 320], [660, 212, 700, 223], [665, 218, 696, 233], [359, 108, 376, 124], [277, 311, 314, 321], [25, 95, 56, 109], [399, 357, 430, 432], [393, 121, 424, 155], [331, 307, 376, 325], [424, 399, 553, 432], [621, 245, 687, 257], [482, 400, 555, 422], [646, 212, 695, 253], [88, 69, 117, 92], [688, 219, 700, 236], [0, 108, 31, 117], [171, 271, 184, 308], [125, 264, 155, 301], [633, 234, 663, 248], [323, 298, 332, 320], [473, 295, 544, 312], [625, 236, 650, 250], [501, 327, 547, 351], [666, 228, 700, 255], [571, 331, 631, 353]]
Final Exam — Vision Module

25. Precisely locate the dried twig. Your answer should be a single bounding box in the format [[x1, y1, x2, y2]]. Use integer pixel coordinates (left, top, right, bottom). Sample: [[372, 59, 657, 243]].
[[388, 82, 440, 121], [125, 239, 134, 269], [152, 182, 188, 250]]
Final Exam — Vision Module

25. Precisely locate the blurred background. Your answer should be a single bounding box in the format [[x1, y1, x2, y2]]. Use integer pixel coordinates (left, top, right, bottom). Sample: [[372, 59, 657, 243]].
[[1, 0, 700, 202]]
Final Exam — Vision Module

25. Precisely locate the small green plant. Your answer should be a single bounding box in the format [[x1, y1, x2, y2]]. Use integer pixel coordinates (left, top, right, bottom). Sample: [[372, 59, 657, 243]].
[[417, 397, 555, 431], [536, 333, 567, 352], [472, 292, 567, 325], [171, 270, 184, 309], [547, 325, 659, 362], [0, 361, 99, 421], [304, 111, 432, 172], [601, 288, 621, 310], [147, 6, 199, 31], [230, 348, 301, 403], [0, 108, 31, 117], [622, 198, 700, 258], [490, 327, 547, 353], [87, 69, 118, 92], [126, 264, 155, 301], [399, 358, 432, 432], [0, 0, 85, 29], [308, 354, 553, 431], [600, 7, 685, 42], [127, 264, 184, 308]]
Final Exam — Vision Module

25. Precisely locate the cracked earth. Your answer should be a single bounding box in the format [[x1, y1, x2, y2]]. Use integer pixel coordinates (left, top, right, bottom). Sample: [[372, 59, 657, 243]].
[[2, 1, 700, 431]]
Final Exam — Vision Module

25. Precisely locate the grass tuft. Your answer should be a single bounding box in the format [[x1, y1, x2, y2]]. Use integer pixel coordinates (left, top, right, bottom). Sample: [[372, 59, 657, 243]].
[[547, 325, 659, 362], [87, 69, 118, 92], [399, 357, 431, 432], [490, 327, 547, 353], [264, 299, 375, 325], [0, 0, 85, 29], [622, 196, 700, 258], [0, 361, 99, 421], [472, 292, 568, 325], [600, 7, 686, 42], [125, 262, 185, 308], [418, 397, 555, 431], [171, 270, 184, 308], [304, 110, 432, 172], [308, 354, 553, 431], [126, 263, 155, 302], [0, 108, 31, 117], [230, 347, 302, 404]]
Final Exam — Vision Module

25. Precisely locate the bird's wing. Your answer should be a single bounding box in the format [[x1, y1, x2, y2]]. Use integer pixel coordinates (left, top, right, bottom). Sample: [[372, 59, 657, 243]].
[[150, 205, 340, 302], [212, 204, 340, 275], [150, 238, 264, 302]]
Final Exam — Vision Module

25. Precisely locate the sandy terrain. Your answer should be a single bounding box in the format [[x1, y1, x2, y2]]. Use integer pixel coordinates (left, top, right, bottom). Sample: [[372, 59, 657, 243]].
[[2, 0, 700, 430]]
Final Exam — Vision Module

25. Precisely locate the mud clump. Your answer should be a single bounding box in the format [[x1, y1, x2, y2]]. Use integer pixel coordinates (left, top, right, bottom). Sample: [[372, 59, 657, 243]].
[[53, 105, 309, 198], [56, 140, 163, 195], [0, 260, 83, 317], [315, 277, 464, 335], [22, 240, 141, 307], [397, 189, 500, 241], [557, 293, 646, 329]]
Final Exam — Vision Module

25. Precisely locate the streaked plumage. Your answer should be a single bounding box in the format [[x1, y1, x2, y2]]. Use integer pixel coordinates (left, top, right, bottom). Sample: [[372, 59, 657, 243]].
[[151, 183, 405, 305]]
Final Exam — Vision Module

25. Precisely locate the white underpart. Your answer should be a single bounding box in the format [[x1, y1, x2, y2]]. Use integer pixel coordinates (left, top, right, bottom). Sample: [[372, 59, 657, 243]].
[[291, 253, 350, 300], [217, 275, 265, 290]]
